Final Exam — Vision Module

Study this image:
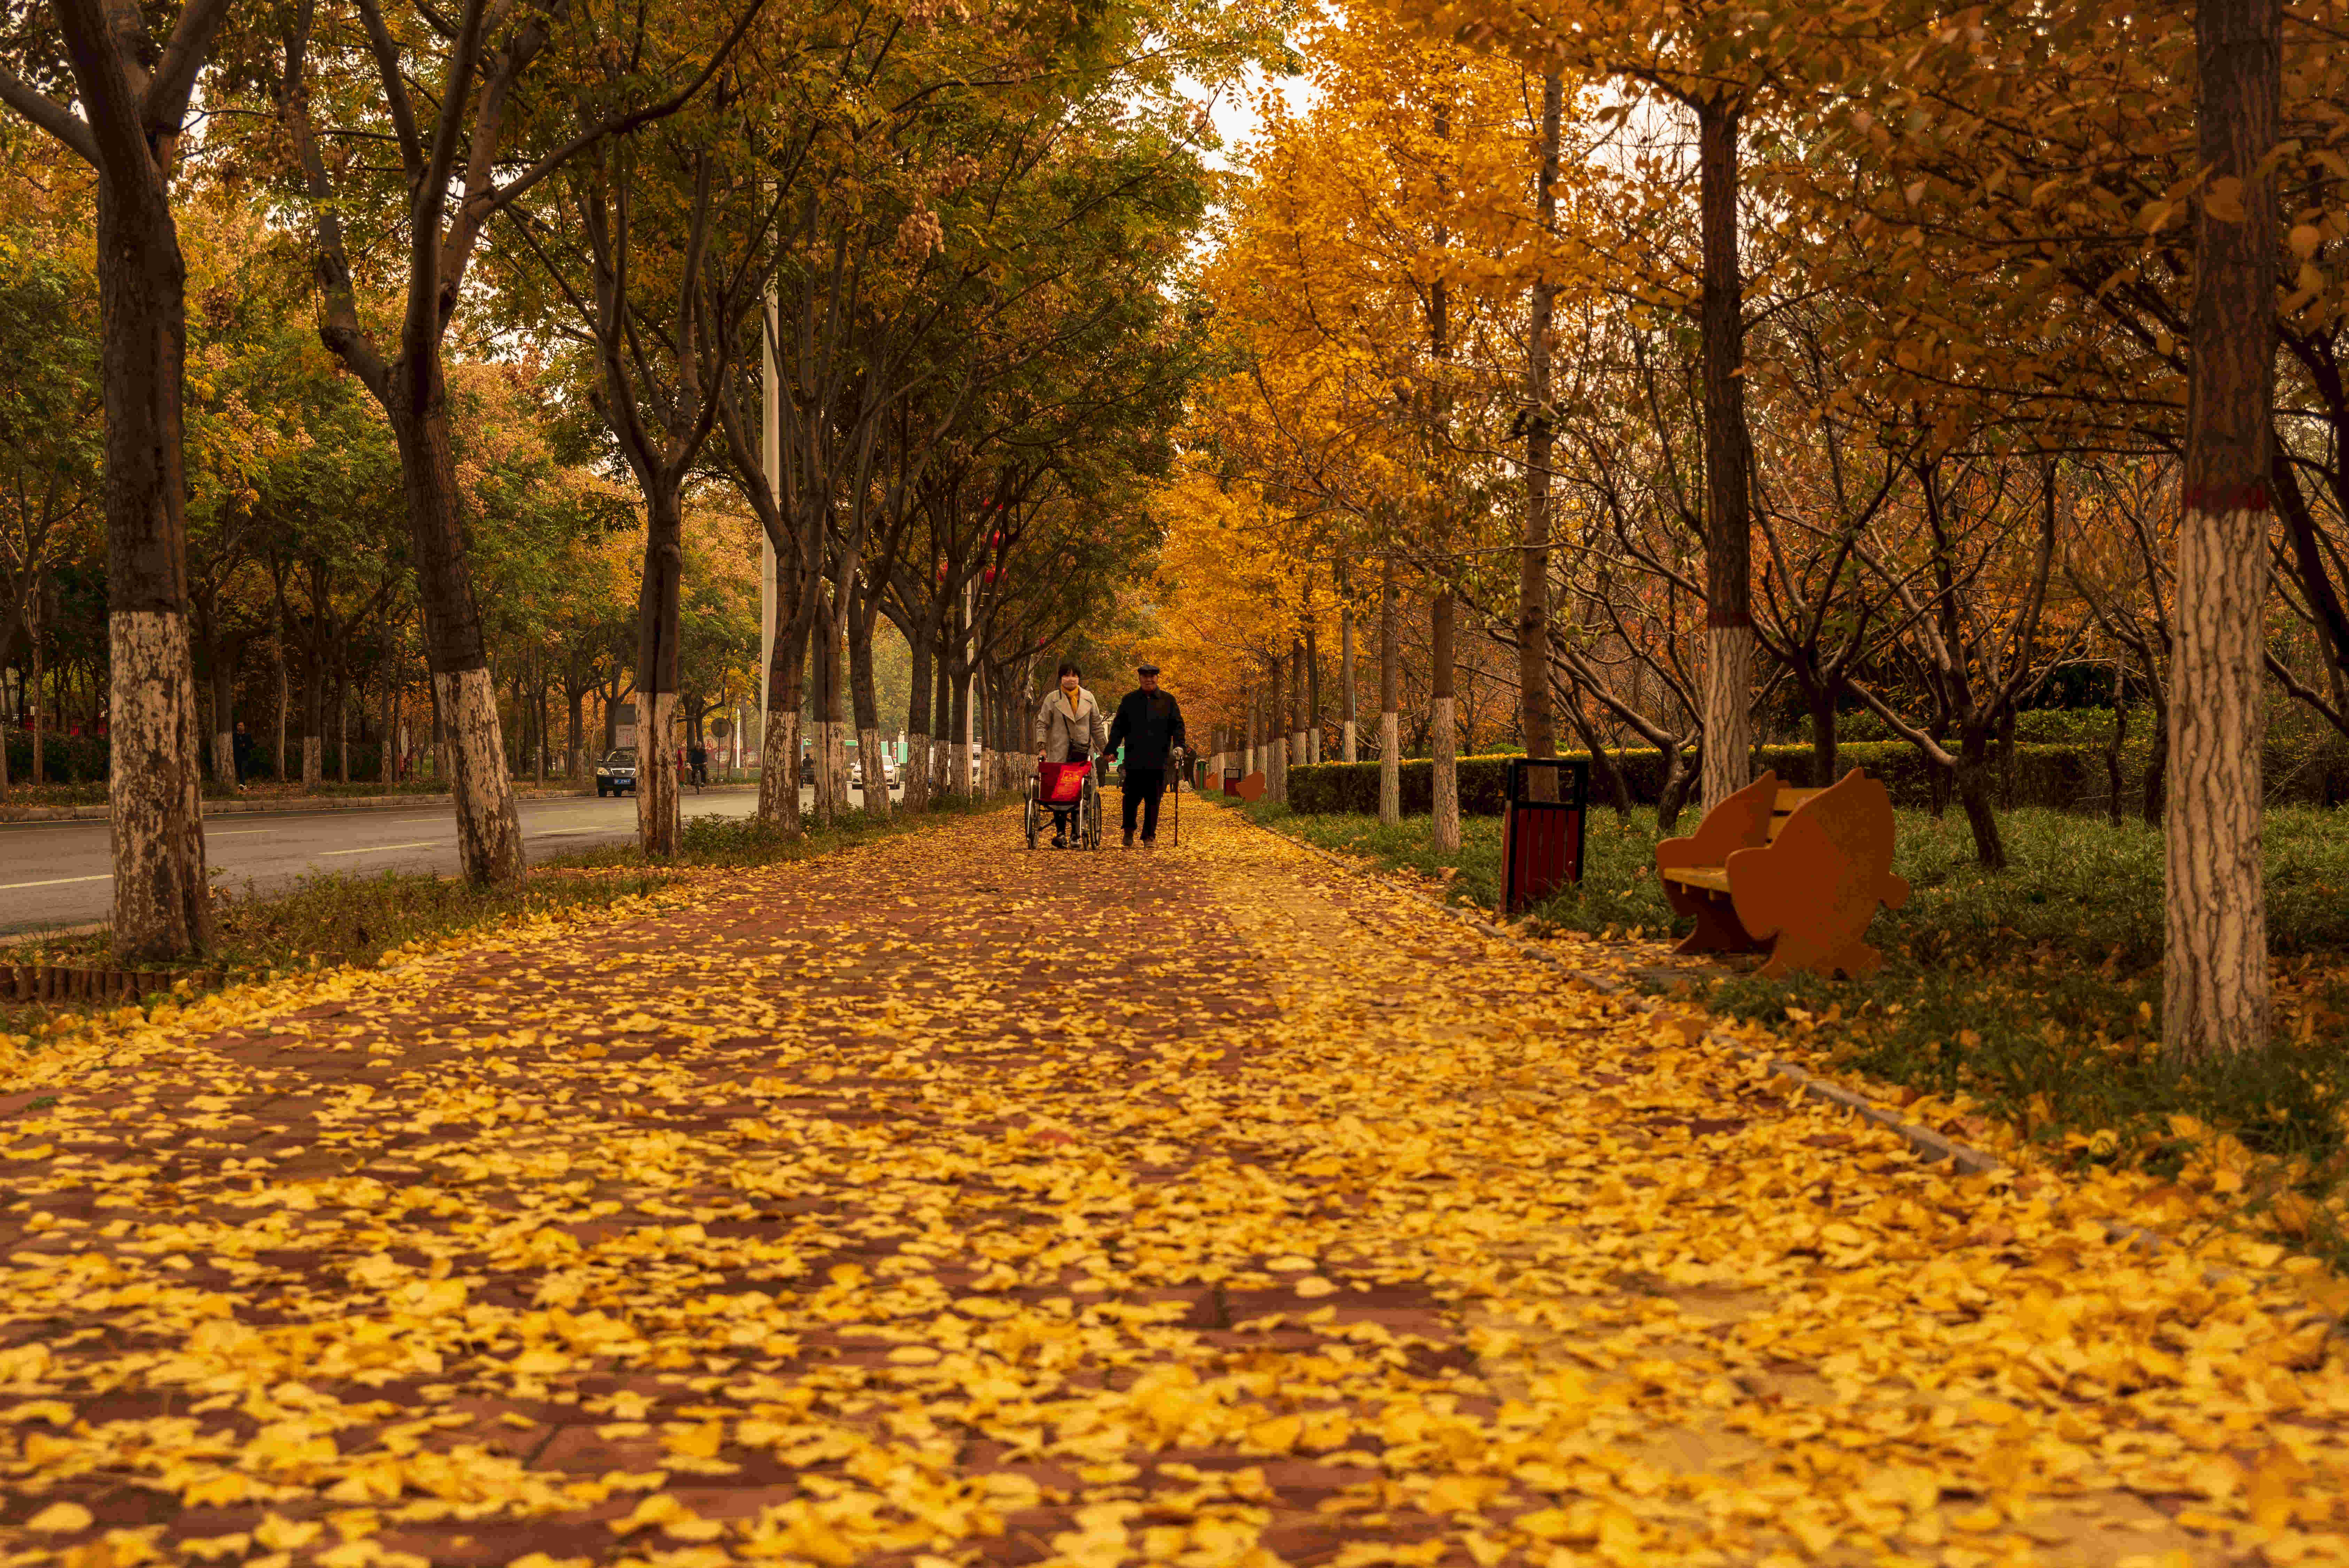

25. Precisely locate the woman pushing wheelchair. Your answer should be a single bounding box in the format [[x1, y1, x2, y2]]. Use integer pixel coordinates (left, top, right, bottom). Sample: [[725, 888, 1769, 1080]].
[[1035, 660, 1107, 849]]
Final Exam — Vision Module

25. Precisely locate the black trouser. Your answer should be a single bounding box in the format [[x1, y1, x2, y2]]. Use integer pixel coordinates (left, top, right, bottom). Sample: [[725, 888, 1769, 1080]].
[[1122, 766, 1166, 839], [1050, 743, 1087, 834]]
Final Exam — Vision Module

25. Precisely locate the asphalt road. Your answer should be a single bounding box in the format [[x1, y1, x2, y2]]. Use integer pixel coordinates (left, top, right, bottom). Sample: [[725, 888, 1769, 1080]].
[[0, 784, 901, 937]]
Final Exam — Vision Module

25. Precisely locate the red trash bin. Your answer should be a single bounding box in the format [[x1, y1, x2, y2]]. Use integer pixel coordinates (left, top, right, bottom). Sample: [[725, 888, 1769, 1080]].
[[1501, 758, 1589, 915]]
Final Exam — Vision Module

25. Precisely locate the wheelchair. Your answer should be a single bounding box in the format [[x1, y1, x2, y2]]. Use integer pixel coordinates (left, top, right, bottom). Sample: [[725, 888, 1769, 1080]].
[[1025, 755, 1103, 850]]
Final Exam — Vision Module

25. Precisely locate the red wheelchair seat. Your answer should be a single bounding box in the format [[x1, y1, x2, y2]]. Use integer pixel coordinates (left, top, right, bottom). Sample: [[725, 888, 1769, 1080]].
[[1039, 760, 1091, 805]]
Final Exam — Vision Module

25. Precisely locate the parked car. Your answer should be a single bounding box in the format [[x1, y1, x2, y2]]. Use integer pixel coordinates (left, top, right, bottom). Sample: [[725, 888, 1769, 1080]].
[[849, 754, 900, 789], [594, 747, 639, 796]]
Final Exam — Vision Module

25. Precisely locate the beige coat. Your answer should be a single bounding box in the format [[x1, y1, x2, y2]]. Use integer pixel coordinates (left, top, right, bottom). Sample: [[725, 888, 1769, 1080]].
[[1035, 685, 1107, 756]]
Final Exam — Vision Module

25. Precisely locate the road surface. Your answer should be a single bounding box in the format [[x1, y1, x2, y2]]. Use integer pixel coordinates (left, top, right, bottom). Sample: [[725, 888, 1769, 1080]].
[[0, 784, 899, 936]]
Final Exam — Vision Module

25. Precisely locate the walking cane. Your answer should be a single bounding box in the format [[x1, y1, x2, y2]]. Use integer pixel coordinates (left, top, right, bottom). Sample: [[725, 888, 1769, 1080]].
[[1170, 749, 1182, 848]]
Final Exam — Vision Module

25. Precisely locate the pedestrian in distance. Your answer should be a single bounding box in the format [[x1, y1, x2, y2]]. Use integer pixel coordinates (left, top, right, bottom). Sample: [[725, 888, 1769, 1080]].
[[1103, 662, 1186, 848], [687, 739, 709, 790], [232, 720, 253, 790], [1034, 660, 1107, 848]]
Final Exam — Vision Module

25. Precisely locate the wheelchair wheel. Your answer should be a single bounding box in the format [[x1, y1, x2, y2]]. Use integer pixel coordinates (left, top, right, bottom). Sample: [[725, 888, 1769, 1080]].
[[1024, 785, 1039, 849], [1084, 776, 1104, 850]]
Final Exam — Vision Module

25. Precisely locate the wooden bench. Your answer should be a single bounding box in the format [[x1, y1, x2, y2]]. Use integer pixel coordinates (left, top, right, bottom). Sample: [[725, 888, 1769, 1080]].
[[1655, 767, 1909, 979]]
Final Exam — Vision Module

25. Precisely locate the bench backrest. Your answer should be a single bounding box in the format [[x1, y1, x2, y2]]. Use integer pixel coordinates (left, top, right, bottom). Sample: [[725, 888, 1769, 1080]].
[[1766, 789, 1825, 843]]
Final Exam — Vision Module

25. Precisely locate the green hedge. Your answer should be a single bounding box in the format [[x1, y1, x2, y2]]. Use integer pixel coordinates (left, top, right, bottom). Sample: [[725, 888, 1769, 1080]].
[[1284, 739, 2349, 816], [3, 730, 109, 784]]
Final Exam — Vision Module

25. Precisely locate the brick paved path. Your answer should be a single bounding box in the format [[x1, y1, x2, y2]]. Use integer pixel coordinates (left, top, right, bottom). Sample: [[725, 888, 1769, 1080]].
[[1, 802, 2343, 1567]]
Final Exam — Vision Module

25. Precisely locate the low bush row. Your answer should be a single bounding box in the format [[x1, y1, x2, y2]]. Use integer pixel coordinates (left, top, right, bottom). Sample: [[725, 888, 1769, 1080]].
[[1276, 738, 2349, 816]]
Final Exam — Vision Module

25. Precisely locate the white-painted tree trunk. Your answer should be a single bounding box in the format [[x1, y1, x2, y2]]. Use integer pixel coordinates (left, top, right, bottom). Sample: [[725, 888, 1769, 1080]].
[[110, 610, 211, 961], [1700, 624, 1756, 814], [2165, 500, 2270, 1052], [903, 732, 929, 813], [809, 718, 840, 824], [758, 709, 802, 835], [858, 724, 889, 820], [1431, 694, 1460, 852], [433, 666, 525, 884], [637, 689, 679, 856], [1378, 712, 1399, 825]]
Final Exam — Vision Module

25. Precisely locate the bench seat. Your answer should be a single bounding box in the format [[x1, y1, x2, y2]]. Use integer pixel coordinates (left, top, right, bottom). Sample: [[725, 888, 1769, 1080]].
[[1654, 768, 1908, 979]]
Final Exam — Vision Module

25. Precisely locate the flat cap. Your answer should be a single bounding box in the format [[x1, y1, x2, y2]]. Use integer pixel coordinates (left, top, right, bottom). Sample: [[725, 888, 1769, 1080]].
[[1137, 662, 1161, 675]]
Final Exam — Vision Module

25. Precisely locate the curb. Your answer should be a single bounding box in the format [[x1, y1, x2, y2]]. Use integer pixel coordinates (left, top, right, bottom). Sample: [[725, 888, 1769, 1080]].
[[0, 783, 761, 825], [1223, 804, 2009, 1179]]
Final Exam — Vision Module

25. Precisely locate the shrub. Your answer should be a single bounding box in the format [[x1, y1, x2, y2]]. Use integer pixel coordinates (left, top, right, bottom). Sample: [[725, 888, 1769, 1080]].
[[1284, 737, 2349, 816], [3, 729, 109, 784]]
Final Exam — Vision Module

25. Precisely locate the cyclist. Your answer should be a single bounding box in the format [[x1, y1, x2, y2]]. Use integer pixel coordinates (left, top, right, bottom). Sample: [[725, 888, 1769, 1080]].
[[1034, 660, 1107, 848]]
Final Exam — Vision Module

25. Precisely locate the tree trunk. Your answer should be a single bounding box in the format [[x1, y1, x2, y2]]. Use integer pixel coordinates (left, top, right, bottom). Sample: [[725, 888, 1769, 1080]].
[[1566, 689, 1633, 820], [383, 370, 523, 879], [932, 632, 954, 800], [1290, 634, 1310, 778], [1807, 675, 1837, 784], [904, 618, 933, 813], [28, 594, 41, 784], [1656, 742, 1694, 836], [1431, 587, 1459, 852], [2106, 654, 2129, 827], [567, 685, 584, 786], [947, 625, 971, 800], [634, 484, 685, 857], [48, 19, 212, 958], [300, 650, 325, 787], [2167, 0, 2279, 1056], [1696, 95, 1756, 815], [275, 642, 288, 782], [756, 619, 806, 835], [849, 605, 888, 821], [209, 644, 237, 789], [1305, 618, 1322, 763], [1518, 71, 1564, 793], [1997, 706, 2017, 806], [1340, 598, 1358, 762], [1379, 560, 1400, 825], [1954, 728, 2007, 869]]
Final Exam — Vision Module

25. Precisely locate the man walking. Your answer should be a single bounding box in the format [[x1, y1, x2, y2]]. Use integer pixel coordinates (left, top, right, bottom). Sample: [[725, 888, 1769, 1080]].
[[1103, 662, 1187, 848]]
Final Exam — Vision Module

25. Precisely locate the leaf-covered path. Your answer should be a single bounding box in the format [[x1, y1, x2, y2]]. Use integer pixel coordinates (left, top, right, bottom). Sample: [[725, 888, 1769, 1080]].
[[2, 801, 2344, 1567]]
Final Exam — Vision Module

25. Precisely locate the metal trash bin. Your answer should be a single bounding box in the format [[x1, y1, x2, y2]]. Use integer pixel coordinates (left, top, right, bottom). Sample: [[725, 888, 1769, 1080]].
[[1501, 757, 1589, 915]]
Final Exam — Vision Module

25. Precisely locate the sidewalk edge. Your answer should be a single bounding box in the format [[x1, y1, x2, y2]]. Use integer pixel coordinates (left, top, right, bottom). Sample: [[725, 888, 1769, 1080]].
[[1224, 805, 2009, 1178]]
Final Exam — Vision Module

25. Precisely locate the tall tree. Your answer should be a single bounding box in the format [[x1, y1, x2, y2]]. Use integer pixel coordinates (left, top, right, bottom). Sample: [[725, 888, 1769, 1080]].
[[2168, 0, 2280, 1055], [0, 0, 232, 958], [268, 0, 756, 884]]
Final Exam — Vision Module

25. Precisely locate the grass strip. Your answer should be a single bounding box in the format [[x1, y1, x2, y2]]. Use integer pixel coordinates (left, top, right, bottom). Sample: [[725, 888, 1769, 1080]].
[[1227, 794, 2349, 1268], [0, 799, 983, 1041]]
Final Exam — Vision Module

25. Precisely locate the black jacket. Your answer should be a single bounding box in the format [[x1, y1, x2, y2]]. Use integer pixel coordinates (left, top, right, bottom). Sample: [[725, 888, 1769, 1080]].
[[1105, 688, 1186, 769]]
